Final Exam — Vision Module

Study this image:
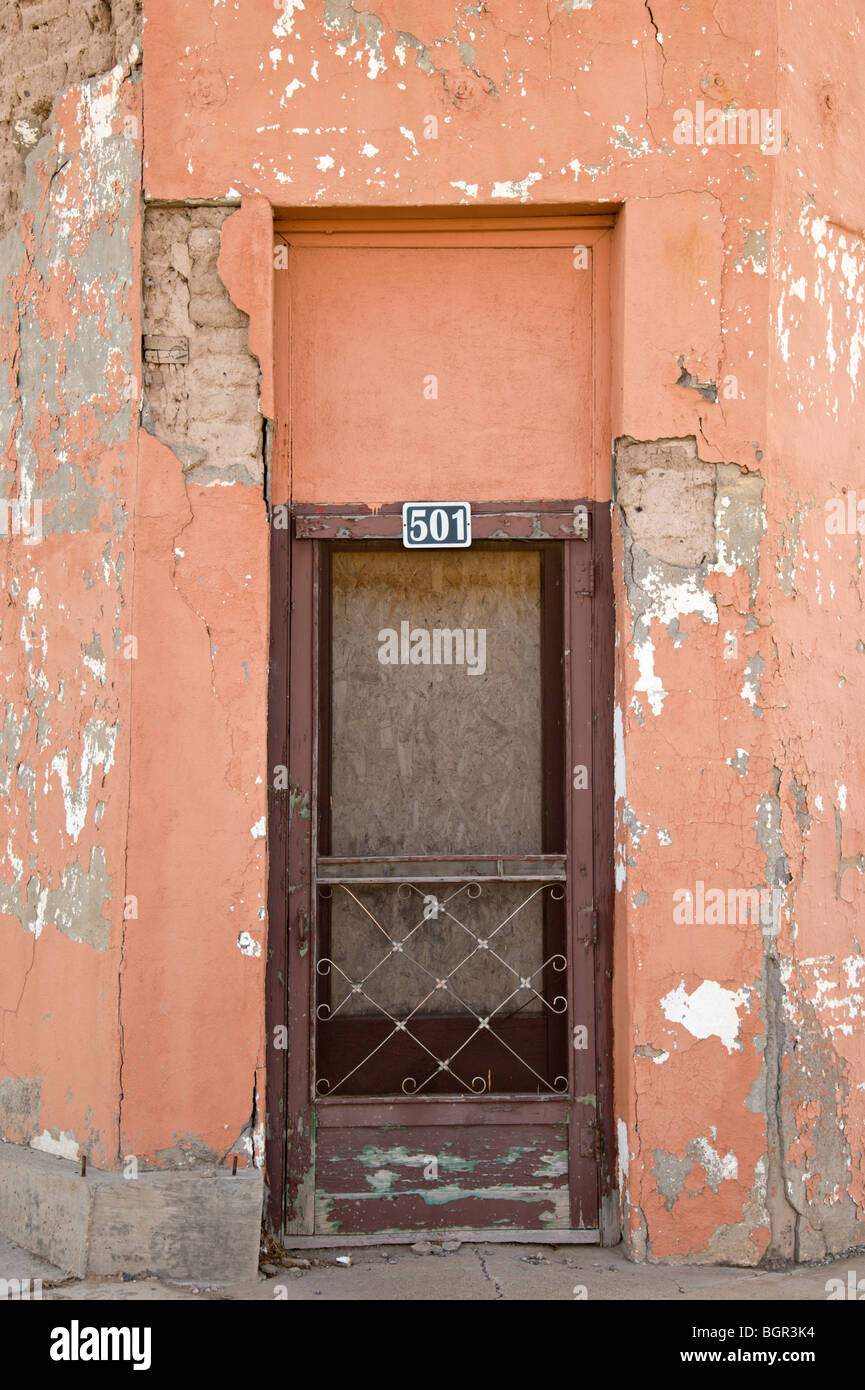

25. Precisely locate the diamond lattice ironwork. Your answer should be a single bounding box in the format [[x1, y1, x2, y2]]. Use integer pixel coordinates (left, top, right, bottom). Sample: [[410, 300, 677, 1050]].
[[315, 880, 569, 1096]]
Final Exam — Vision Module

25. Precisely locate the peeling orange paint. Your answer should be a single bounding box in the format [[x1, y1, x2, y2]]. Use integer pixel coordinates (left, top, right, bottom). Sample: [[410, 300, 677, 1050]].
[[1, 0, 863, 1265]]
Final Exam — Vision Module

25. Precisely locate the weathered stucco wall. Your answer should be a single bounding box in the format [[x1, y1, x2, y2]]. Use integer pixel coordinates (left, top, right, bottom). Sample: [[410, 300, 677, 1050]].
[[1, 0, 862, 1264], [116, 204, 268, 1169], [610, 0, 865, 1264], [122, 202, 269, 1169], [0, 3, 269, 1178], [763, 0, 865, 1259], [0, 0, 141, 242], [0, 30, 142, 1167]]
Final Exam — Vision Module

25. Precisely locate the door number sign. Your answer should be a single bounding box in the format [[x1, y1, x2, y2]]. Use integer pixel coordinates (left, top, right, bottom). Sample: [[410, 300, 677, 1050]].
[[402, 502, 471, 549]]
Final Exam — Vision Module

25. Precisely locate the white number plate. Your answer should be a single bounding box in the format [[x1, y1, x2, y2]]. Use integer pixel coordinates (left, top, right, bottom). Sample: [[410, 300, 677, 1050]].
[[401, 502, 471, 549]]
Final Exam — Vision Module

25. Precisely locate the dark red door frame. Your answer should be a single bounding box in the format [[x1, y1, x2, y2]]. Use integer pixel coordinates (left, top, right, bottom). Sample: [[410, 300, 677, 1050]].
[[265, 501, 615, 1241]]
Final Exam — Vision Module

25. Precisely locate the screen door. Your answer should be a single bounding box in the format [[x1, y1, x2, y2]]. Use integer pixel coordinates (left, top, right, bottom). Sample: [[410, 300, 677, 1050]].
[[317, 543, 567, 1099], [275, 509, 603, 1239]]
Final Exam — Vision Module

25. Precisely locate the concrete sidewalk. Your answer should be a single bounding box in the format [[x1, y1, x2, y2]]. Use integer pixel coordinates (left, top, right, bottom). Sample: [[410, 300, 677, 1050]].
[[2, 1233, 861, 1301]]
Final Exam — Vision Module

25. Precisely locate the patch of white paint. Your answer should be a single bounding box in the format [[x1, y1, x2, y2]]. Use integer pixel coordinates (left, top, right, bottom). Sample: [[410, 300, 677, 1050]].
[[31, 1130, 79, 1161], [613, 703, 626, 802], [690, 1135, 738, 1186], [79, 70, 122, 145], [82, 647, 106, 686], [633, 569, 717, 717], [661, 979, 750, 1053], [250, 817, 266, 840], [12, 117, 41, 151], [781, 954, 865, 1029], [237, 931, 262, 958], [491, 171, 542, 200], [273, 0, 304, 39], [613, 704, 629, 891], [50, 720, 117, 843], [617, 1117, 630, 1202], [740, 667, 760, 707]]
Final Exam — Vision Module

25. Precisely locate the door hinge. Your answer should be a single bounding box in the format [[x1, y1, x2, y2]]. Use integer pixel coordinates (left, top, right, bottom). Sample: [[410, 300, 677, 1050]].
[[577, 907, 598, 945], [573, 558, 595, 596]]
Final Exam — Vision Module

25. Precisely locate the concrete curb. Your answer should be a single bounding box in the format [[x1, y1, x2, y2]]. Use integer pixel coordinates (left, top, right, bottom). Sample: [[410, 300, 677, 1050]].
[[0, 1143, 262, 1284]]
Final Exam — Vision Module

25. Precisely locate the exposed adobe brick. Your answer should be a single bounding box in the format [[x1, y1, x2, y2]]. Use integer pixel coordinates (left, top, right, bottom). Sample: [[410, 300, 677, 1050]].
[[0, 0, 141, 242], [142, 206, 264, 487]]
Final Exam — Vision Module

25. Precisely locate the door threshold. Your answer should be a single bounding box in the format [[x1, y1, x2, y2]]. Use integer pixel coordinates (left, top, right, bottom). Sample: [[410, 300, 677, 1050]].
[[281, 1228, 600, 1249]]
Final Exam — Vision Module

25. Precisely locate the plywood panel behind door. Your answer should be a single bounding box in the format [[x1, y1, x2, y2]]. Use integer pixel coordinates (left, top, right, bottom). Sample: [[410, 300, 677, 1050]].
[[329, 548, 542, 855]]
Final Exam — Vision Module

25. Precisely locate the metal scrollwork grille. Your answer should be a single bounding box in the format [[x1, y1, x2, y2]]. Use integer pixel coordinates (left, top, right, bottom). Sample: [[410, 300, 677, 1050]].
[[315, 879, 568, 1097]]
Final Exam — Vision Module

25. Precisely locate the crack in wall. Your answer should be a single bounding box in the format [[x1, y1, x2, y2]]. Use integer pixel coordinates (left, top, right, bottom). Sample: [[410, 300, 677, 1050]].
[[761, 947, 802, 1264]]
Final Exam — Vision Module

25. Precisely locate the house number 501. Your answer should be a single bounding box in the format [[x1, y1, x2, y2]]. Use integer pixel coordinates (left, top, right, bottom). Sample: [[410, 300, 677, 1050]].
[[402, 502, 471, 549]]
